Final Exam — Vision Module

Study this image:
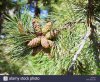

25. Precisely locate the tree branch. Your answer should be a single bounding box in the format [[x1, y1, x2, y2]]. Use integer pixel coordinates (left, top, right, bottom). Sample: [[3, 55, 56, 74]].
[[67, 29, 91, 74]]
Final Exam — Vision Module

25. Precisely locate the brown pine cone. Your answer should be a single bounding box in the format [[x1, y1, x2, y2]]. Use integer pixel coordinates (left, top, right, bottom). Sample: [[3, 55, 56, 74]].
[[27, 37, 41, 47], [48, 40, 54, 47], [32, 19, 38, 25], [45, 30, 59, 39], [33, 22, 42, 36], [18, 21, 24, 34], [42, 22, 52, 35], [41, 36, 50, 48]]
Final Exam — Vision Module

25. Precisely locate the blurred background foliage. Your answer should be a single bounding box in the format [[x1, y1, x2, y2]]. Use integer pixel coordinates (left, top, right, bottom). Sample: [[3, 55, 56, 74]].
[[0, 0, 100, 75]]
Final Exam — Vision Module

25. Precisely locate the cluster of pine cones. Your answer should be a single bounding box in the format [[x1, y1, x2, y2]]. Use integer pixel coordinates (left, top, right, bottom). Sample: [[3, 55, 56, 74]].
[[27, 19, 59, 49]]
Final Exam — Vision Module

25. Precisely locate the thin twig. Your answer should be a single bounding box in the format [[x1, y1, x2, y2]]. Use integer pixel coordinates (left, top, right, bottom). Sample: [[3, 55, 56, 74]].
[[67, 29, 91, 74], [58, 16, 85, 31]]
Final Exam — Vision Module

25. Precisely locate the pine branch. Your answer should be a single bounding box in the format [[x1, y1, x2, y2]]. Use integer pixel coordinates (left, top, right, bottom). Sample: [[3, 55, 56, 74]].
[[67, 29, 91, 74], [58, 16, 84, 31]]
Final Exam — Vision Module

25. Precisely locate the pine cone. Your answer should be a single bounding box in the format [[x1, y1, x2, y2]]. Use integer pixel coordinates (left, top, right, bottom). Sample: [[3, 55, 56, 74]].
[[33, 22, 42, 35], [45, 30, 59, 39], [42, 22, 52, 35], [41, 36, 50, 48], [48, 40, 54, 47], [32, 19, 38, 25], [27, 37, 41, 47], [18, 21, 24, 33]]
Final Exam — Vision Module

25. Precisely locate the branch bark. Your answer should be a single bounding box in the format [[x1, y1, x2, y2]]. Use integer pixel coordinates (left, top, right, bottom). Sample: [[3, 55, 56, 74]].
[[67, 29, 91, 74], [67, 0, 94, 75]]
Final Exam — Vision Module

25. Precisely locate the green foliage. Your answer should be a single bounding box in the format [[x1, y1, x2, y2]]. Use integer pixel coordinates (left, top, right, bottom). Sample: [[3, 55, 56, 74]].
[[3, 9, 35, 58], [0, 0, 100, 75]]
